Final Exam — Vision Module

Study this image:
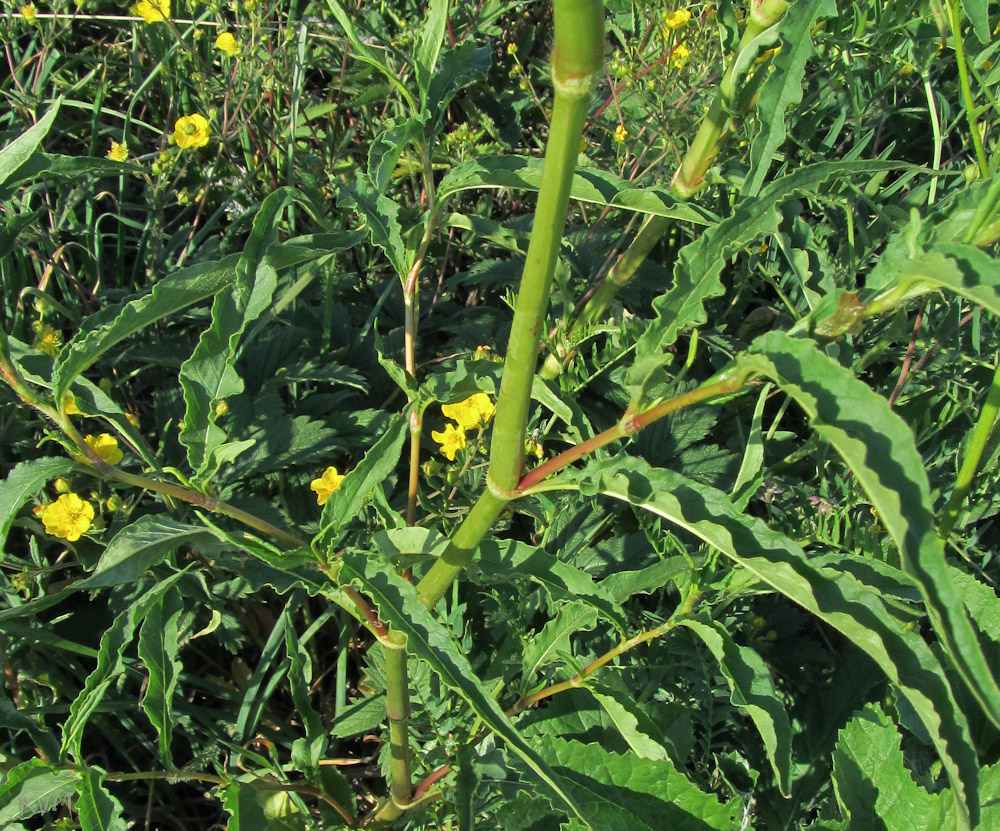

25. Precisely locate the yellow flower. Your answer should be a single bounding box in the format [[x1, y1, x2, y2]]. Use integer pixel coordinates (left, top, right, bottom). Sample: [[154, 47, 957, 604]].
[[131, 0, 169, 23], [85, 433, 124, 465], [20, 3, 38, 22], [525, 438, 544, 460], [671, 43, 691, 68], [106, 141, 128, 162], [431, 423, 467, 461], [37, 493, 94, 542], [216, 31, 239, 55], [32, 323, 61, 357], [663, 8, 691, 30], [441, 393, 495, 432], [63, 396, 81, 415], [172, 114, 210, 150], [613, 124, 628, 144], [311, 466, 346, 506]]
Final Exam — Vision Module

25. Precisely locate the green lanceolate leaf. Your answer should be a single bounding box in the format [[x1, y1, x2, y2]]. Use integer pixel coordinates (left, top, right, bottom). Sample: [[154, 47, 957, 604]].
[[61, 572, 186, 760], [75, 767, 126, 831], [742, 331, 1000, 732], [680, 618, 793, 796], [521, 602, 598, 686], [742, 0, 838, 198], [0, 759, 76, 824], [0, 457, 80, 550], [338, 177, 408, 278], [179, 189, 295, 480], [554, 457, 979, 829], [869, 243, 1000, 319], [629, 160, 907, 398], [963, 0, 990, 43], [368, 117, 423, 193], [424, 43, 492, 130], [0, 100, 61, 188], [533, 736, 738, 830], [414, 0, 448, 103], [317, 412, 408, 548], [53, 255, 238, 407], [137, 589, 184, 767], [833, 703, 952, 831], [80, 516, 217, 589], [438, 154, 713, 226], [339, 551, 594, 828], [284, 624, 328, 779], [588, 686, 671, 762], [222, 783, 270, 831]]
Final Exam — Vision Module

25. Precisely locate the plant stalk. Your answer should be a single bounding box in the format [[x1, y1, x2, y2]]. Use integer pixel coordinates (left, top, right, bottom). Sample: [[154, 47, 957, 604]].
[[383, 630, 413, 808], [415, 0, 605, 608], [938, 357, 1000, 541]]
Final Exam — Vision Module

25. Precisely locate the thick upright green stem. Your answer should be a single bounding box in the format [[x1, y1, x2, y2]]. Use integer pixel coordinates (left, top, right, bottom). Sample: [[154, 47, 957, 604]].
[[938, 358, 1000, 541], [539, 0, 790, 380], [415, 0, 605, 608], [383, 631, 413, 808]]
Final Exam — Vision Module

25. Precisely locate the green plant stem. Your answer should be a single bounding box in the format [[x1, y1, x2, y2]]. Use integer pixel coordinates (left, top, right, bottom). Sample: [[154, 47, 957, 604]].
[[938, 357, 1000, 541], [539, 0, 790, 380], [509, 587, 700, 715], [415, 0, 605, 609], [947, 0, 990, 178], [383, 631, 413, 808], [519, 370, 750, 492]]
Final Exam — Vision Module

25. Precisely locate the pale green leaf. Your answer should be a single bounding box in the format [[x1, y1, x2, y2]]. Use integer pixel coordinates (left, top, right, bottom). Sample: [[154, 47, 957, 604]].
[[588, 686, 671, 762], [222, 783, 269, 831], [138, 590, 184, 766], [522, 602, 598, 685], [0, 100, 61, 187], [0, 457, 80, 550], [75, 768, 125, 831]]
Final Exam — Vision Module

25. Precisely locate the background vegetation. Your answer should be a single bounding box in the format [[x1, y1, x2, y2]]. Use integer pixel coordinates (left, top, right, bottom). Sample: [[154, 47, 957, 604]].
[[2, 0, 1000, 828]]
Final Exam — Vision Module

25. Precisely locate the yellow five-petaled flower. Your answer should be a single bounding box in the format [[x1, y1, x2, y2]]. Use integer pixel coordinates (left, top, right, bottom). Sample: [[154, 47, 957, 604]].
[[36, 493, 95, 542], [311, 466, 346, 506], [172, 114, 211, 150], [85, 433, 124, 465], [431, 423, 466, 461], [131, 0, 169, 23], [441, 393, 495, 432], [216, 32, 239, 56], [107, 141, 129, 162], [613, 124, 628, 144], [663, 8, 691, 30]]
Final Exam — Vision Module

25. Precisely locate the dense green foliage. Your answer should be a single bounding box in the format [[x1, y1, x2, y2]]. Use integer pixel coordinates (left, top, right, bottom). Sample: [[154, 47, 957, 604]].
[[2, 0, 1000, 828]]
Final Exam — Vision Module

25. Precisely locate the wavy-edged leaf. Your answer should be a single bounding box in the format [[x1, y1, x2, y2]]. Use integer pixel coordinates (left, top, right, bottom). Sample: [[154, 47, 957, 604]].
[[414, 0, 449, 102], [61, 572, 185, 760], [553, 457, 979, 829], [339, 551, 593, 828], [338, 178, 407, 277], [0, 100, 61, 187], [833, 703, 952, 831], [532, 736, 738, 830], [598, 556, 692, 603], [521, 602, 598, 686], [438, 155, 714, 225], [425, 43, 492, 129], [588, 686, 671, 762], [742, 331, 1000, 732], [75, 767, 125, 831], [138, 589, 183, 766], [0, 688, 60, 762], [222, 783, 269, 831], [0, 457, 79, 551], [742, 0, 837, 197], [284, 624, 328, 779], [53, 256, 237, 407], [179, 189, 298, 478], [80, 516, 217, 589], [0, 759, 75, 824], [963, 0, 990, 43], [681, 618, 792, 796], [630, 161, 908, 397]]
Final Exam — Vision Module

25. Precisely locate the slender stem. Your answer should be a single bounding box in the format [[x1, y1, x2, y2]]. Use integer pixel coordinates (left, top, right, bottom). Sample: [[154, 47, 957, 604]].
[[539, 0, 791, 381], [383, 631, 413, 808], [414, 0, 605, 609], [509, 587, 700, 715], [947, 0, 990, 178], [938, 357, 1000, 541], [519, 372, 749, 492]]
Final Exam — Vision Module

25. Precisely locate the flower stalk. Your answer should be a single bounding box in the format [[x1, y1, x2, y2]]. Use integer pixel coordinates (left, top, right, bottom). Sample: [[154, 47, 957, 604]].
[[415, 0, 606, 608]]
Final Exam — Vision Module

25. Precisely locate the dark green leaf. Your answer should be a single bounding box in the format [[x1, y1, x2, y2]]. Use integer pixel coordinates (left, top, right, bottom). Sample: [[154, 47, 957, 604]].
[[75, 767, 125, 831], [138, 589, 184, 766], [0, 458, 79, 550]]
